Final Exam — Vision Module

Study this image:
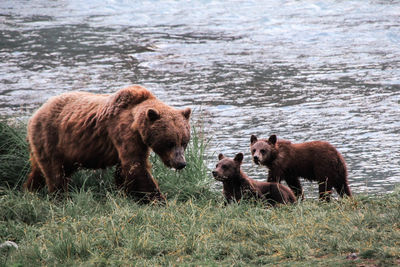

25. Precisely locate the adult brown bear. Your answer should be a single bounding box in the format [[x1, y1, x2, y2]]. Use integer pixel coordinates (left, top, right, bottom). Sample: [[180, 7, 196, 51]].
[[23, 85, 191, 203], [250, 134, 352, 201]]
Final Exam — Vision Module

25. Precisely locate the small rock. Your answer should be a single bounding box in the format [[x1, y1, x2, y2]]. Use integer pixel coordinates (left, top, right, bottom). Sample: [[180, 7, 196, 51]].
[[346, 252, 358, 260], [0, 241, 18, 250]]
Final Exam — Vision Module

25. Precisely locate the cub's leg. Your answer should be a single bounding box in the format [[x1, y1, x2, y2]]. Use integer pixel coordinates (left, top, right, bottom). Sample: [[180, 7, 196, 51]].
[[285, 176, 304, 199], [334, 181, 352, 198], [318, 178, 333, 201]]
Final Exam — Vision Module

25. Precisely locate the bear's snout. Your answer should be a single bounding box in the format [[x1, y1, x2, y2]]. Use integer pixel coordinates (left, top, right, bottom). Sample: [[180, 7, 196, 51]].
[[170, 146, 187, 170], [175, 161, 186, 170], [253, 156, 260, 165], [212, 170, 227, 181], [169, 158, 187, 170]]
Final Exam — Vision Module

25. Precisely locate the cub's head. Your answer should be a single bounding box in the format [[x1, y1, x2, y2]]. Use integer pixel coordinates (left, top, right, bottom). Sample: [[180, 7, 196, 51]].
[[250, 134, 277, 166], [140, 106, 191, 170], [212, 153, 243, 182]]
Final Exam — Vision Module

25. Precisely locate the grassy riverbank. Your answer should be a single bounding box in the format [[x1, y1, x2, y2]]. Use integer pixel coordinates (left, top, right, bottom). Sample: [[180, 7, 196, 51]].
[[1, 121, 399, 266]]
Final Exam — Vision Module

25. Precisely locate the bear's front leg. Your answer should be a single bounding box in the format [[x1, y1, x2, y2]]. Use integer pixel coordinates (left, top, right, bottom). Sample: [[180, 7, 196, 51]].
[[285, 176, 304, 200], [267, 169, 282, 183], [112, 131, 166, 203], [121, 160, 166, 204], [114, 162, 124, 189]]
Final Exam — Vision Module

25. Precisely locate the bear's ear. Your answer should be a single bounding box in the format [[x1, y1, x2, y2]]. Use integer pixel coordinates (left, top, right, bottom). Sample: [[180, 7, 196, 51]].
[[250, 135, 258, 144], [147, 108, 160, 122], [218, 153, 224, 160], [234, 153, 243, 164], [268, 134, 277, 145], [181, 108, 191, 120]]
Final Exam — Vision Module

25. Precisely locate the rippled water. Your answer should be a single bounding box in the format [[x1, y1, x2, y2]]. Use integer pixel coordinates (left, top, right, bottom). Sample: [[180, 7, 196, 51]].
[[1, 0, 399, 196]]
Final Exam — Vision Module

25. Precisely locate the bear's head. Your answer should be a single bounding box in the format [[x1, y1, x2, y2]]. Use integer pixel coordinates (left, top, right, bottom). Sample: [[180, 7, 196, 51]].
[[140, 106, 191, 170], [250, 134, 277, 166], [212, 153, 243, 182]]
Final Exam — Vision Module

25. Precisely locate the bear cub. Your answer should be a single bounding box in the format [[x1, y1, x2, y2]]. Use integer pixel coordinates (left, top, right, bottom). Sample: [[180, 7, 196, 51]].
[[212, 153, 296, 206], [250, 134, 352, 201]]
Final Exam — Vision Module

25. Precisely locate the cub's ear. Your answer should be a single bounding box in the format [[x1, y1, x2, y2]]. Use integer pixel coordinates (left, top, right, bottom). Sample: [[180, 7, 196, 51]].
[[250, 135, 258, 145], [181, 108, 191, 120], [234, 153, 243, 164], [268, 134, 277, 145], [218, 153, 224, 160], [147, 108, 160, 122]]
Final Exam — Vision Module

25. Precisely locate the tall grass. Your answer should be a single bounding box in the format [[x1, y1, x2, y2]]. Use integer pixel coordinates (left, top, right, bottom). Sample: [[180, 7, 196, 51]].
[[1, 121, 399, 266], [0, 122, 30, 189], [153, 125, 216, 201]]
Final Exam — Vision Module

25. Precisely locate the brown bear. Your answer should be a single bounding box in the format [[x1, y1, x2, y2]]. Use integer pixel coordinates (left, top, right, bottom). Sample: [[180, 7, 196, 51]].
[[250, 134, 352, 201], [212, 153, 296, 206], [23, 85, 191, 203]]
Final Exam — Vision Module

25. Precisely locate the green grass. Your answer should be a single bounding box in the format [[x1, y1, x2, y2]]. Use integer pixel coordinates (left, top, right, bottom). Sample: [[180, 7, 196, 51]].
[[1, 121, 399, 266], [0, 121, 30, 189]]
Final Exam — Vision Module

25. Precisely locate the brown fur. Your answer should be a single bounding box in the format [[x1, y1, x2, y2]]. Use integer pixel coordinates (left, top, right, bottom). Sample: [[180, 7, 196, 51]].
[[250, 134, 352, 201], [212, 153, 296, 206], [23, 85, 191, 203]]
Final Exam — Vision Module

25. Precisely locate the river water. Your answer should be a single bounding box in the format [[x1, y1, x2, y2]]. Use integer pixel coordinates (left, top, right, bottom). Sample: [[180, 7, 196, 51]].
[[1, 0, 399, 196]]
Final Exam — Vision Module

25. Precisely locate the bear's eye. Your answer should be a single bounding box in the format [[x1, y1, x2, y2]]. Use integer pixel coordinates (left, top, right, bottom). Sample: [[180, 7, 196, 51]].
[[222, 165, 228, 170], [260, 149, 266, 155], [167, 141, 175, 149], [215, 164, 218, 168], [252, 149, 256, 154], [182, 141, 188, 148]]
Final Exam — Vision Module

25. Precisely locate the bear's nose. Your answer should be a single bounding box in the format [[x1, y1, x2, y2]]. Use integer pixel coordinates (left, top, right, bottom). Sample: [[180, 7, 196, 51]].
[[253, 156, 259, 164], [175, 162, 186, 170], [212, 171, 217, 177]]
